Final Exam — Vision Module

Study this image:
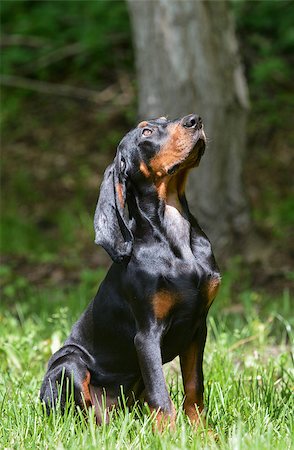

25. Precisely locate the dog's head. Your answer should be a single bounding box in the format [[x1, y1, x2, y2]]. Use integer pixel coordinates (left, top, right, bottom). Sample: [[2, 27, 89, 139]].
[[94, 114, 206, 262]]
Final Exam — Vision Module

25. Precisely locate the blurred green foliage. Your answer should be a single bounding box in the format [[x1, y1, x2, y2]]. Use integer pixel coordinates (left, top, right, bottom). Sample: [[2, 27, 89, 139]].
[[2, 0, 293, 137], [1, 0, 134, 139], [1, 0, 132, 84], [234, 0, 294, 134]]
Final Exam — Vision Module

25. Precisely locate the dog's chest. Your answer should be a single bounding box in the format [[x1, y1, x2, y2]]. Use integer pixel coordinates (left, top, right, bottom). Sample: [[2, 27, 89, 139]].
[[164, 205, 192, 256]]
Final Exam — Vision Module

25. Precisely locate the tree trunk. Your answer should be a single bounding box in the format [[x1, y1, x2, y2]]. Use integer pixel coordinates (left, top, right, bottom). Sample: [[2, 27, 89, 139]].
[[127, 0, 250, 256]]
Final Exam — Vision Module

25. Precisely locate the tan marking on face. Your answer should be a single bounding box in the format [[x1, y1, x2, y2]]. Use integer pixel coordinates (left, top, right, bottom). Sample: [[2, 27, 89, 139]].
[[150, 123, 196, 176], [139, 161, 150, 178], [116, 182, 124, 208], [204, 276, 221, 307], [81, 371, 92, 407], [152, 291, 178, 320], [138, 120, 148, 128]]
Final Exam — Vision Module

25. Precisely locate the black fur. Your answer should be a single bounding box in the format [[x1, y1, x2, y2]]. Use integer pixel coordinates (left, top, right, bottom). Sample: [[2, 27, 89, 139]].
[[40, 114, 220, 426]]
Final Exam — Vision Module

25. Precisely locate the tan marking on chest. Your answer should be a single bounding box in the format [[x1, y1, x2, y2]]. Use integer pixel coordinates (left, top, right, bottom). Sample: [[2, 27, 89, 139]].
[[155, 177, 169, 200], [204, 277, 221, 307], [152, 291, 178, 320], [139, 161, 151, 178], [155, 171, 182, 204]]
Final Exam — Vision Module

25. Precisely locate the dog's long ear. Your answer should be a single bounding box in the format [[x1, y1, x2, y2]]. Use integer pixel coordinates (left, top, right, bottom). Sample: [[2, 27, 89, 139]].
[[94, 153, 133, 263]]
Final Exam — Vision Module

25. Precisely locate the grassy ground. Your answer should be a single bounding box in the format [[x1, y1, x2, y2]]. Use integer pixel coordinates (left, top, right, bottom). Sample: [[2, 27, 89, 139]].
[[0, 269, 293, 449]]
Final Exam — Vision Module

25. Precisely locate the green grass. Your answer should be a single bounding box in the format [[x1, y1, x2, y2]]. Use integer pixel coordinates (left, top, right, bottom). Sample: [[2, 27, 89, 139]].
[[0, 272, 293, 449]]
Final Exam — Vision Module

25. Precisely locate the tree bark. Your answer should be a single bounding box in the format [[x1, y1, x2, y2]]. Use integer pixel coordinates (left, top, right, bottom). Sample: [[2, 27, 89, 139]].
[[127, 0, 250, 256]]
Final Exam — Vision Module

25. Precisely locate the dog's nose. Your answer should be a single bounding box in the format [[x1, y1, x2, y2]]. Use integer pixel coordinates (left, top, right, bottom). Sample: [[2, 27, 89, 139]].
[[182, 114, 202, 129]]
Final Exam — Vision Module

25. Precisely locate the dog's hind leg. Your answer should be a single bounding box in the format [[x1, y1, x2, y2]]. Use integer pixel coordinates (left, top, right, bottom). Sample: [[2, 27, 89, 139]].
[[40, 348, 92, 414]]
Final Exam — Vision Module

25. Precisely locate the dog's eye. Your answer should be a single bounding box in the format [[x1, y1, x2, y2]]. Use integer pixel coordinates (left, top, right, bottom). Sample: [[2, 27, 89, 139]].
[[142, 128, 153, 137]]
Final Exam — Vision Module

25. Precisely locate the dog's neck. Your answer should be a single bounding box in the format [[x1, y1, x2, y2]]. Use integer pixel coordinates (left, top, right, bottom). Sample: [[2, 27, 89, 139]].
[[129, 169, 192, 249], [161, 172, 192, 254], [156, 169, 190, 216]]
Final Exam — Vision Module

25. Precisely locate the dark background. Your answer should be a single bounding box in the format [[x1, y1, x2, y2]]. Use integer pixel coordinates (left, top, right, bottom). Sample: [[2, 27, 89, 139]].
[[1, 0, 293, 305]]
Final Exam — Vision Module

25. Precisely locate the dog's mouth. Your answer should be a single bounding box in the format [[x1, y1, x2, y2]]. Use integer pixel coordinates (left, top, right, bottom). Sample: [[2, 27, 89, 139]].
[[167, 129, 206, 175], [187, 131, 206, 164]]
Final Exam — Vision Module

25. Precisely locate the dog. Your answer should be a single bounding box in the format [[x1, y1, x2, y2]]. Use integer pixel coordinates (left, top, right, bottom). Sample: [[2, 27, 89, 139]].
[[40, 114, 220, 429]]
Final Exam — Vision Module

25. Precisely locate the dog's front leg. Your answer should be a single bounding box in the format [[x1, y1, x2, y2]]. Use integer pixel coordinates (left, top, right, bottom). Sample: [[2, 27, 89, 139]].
[[134, 326, 176, 430], [180, 319, 207, 427]]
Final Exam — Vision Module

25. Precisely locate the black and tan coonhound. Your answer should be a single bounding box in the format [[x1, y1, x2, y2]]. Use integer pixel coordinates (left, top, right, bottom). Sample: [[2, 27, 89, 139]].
[[40, 114, 220, 429]]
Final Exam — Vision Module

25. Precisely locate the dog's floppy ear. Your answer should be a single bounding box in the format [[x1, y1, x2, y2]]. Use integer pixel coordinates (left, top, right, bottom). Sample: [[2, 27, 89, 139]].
[[94, 153, 133, 263]]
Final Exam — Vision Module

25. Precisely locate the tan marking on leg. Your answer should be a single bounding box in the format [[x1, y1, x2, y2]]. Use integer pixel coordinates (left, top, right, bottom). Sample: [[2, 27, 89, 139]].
[[184, 403, 205, 427], [81, 370, 92, 407], [180, 341, 206, 427], [152, 291, 178, 320], [150, 402, 176, 432], [204, 276, 221, 307]]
